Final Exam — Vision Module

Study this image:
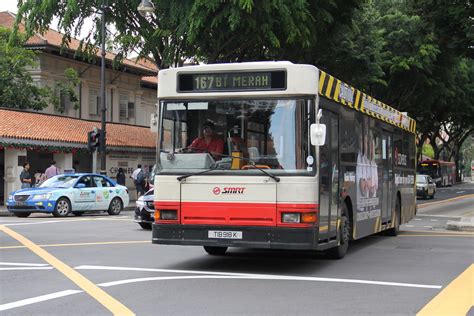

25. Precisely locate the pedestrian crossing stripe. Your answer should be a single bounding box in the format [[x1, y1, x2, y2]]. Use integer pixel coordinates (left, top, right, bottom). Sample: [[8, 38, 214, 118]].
[[318, 70, 416, 134]]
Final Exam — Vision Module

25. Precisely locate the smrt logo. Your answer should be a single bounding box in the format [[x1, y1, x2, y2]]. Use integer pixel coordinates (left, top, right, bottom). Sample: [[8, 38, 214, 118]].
[[212, 187, 247, 195], [222, 187, 246, 194]]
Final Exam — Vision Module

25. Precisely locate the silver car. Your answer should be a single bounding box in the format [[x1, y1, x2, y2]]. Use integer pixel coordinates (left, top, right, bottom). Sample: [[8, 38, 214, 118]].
[[416, 174, 436, 199], [134, 188, 154, 229]]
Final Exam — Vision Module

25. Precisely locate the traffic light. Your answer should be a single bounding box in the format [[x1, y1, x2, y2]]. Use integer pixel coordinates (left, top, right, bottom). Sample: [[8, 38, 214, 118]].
[[87, 128, 101, 152]]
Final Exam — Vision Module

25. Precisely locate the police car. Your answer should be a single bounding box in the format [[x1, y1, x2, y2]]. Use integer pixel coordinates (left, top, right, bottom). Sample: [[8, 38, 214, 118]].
[[6, 173, 129, 218]]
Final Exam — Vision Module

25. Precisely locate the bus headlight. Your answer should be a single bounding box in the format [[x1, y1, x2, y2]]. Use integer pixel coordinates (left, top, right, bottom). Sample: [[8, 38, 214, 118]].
[[282, 213, 300, 223], [155, 210, 177, 221]]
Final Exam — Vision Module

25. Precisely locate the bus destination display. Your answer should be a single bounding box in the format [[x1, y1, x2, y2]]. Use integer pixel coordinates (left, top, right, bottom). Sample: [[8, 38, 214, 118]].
[[178, 71, 286, 92]]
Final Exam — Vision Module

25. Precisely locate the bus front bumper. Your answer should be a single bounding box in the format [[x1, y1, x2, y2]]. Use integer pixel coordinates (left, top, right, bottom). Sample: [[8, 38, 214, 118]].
[[152, 224, 325, 250]]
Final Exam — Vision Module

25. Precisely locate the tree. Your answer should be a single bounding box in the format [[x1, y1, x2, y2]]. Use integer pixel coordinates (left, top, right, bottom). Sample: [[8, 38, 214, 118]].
[[0, 26, 52, 110], [13, 0, 363, 68]]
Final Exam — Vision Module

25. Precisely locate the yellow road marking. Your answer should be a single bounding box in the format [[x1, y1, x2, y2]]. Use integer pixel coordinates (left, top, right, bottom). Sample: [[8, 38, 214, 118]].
[[418, 194, 474, 209], [399, 234, 474, 237], [0, 240, 150, 250], [417, 264, 474, 316], [401, 230, 474, 235], [0, 225, 135, 316]]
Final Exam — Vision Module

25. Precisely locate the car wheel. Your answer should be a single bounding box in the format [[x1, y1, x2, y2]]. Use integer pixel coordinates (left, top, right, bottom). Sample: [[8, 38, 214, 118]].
[[13, 212, 31, 218], [325, 203, 351, 259], [53, 198, 71, 217], [139, 222, 152, 230], [386, 197, 400, 236], [203, 246, 228, 255], [72, 211, 83, 216], [108, 197, 123, 215]]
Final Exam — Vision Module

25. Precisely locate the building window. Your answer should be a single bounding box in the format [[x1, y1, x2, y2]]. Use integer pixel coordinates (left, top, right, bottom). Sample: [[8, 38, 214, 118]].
[[89, 89, 100, 115], [128, 102, 135, 119], [119, 94, 128, 119]]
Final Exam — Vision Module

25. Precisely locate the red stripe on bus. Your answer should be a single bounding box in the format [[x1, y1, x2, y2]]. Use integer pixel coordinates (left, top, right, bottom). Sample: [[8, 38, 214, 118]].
[[154, 201, 318, 227]]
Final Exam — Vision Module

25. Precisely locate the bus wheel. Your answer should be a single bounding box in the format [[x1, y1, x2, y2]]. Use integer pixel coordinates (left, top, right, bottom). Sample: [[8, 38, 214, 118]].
[[203, 246, 228, 255], [326, 207, 350, 260], [386, 197, 400, 236]]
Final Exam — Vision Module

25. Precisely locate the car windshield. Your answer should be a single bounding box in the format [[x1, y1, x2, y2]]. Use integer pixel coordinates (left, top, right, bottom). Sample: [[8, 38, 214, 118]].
[[158, 98, 314, 176], [40, 175, 79, 188], [416, 175, 428, 184]]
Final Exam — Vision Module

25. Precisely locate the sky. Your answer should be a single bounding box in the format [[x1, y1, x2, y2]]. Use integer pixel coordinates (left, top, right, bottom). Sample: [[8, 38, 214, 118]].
[[0, 0, 19, 13]]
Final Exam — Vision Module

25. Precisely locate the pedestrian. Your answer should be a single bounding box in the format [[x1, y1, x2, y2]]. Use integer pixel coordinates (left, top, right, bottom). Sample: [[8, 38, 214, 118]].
[[131, 164, 145, 198], [44, 161, 60, 179], [19, 162, 33, 189], [116, 167, 126, 186]]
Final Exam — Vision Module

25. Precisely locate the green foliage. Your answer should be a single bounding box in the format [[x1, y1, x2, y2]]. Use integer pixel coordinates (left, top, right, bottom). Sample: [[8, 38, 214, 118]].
[[54, 68, 81, 113], [0, 26, 52, 110], [422, 143, 434, 159]]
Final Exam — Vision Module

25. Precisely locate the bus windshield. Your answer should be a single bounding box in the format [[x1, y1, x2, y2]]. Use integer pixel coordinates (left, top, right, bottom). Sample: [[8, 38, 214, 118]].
[[417, 163, 439, 178], [158, 98, 314, 176]]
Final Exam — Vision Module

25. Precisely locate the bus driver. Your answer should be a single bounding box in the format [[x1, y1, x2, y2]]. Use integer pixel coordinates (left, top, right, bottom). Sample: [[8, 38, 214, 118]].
[[182, 121, 224, 160]]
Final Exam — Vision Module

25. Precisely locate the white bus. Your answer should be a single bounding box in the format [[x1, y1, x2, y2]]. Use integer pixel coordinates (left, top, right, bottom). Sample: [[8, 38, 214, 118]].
[[150, 61, 417, 259]]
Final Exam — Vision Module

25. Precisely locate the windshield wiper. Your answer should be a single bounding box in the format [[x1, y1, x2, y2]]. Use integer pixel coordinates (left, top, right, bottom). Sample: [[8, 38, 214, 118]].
[[216, 153, 280, 183], [176, 166, 218, 182]]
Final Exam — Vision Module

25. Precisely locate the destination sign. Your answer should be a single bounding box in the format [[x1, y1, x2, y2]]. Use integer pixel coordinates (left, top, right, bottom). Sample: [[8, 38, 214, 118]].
[[178, 71, 286, 92]]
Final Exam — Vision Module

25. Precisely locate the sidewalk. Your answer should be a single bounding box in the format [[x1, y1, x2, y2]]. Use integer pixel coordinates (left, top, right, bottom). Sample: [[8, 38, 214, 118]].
[[0, 201, 136, 217], [446, 217, 474, 232]]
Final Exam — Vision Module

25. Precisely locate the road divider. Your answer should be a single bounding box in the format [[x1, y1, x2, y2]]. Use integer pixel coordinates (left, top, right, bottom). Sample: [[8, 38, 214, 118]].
[[418, 194, 474, 209]]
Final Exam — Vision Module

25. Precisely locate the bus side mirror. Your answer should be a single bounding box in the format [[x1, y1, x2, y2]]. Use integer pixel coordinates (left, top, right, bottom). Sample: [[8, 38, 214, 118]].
[[310, 123, 326, 146]]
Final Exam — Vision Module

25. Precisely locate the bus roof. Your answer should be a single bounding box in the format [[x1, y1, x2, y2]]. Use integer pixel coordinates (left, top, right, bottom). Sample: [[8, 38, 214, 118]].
[[158, 61, 416, 134]]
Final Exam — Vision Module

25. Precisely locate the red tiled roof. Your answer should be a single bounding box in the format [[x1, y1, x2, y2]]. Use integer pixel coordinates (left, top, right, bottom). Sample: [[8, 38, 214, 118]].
[[0, 11, 158, 77], [0, 108, 156, 149]]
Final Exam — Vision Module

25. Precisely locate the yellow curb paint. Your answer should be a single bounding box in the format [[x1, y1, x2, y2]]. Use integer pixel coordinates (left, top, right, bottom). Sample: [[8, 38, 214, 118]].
[[418, 194, 474, 209], [0, 225, 135, 316], [0, 240, 149, 250], [417, 264, 474, 316]]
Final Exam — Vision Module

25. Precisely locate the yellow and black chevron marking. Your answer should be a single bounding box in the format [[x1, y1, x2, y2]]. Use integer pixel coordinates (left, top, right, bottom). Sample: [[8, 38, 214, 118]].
[[318, 71, 416, 134]]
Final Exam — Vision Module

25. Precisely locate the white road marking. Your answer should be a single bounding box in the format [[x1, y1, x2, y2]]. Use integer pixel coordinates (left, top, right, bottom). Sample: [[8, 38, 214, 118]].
[[4, 219, 92, 226], [423, 226, 433, 228], [416, 214, 462, 219], [0, 264, 442, 312], [414, 219, 422, 221], [76, 265, 442, 289], [3, 217, 124, 226], [404, 225, 414, 227], [0, 267, 54, 271], [0, 290, 82, 312], [430, 219, 439, 222], [456, 191, 466, 194], [0, 262, 49, 267]]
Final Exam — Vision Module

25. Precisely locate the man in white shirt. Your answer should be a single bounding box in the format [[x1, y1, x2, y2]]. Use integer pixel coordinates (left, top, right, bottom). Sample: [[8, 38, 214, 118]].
[[131, 164, 144, 198]]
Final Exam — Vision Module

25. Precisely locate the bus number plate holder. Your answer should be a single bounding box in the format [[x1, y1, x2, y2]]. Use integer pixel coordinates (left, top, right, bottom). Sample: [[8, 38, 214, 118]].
[[208, 230, 242, 239]]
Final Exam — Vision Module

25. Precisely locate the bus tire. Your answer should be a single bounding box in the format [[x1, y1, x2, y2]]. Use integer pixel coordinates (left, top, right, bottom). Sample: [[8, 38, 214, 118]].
[[325, 205, 350, 260], [203, 246, 228, 255], [386, 196, 401, 236]]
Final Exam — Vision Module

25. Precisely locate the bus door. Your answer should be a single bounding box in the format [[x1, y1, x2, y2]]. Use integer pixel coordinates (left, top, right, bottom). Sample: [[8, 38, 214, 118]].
[[318, 110, 339, 242], [381, 131, 393, 224]]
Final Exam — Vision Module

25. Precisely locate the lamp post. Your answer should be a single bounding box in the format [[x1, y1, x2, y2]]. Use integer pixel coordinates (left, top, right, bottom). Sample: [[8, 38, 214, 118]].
[[138, 0, 155, 17], [99, 0, 107, 174]]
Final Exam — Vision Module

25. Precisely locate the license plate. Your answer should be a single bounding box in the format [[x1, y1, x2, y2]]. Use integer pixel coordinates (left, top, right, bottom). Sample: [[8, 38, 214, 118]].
[[15, 202, 26, 206], [208, 230, 242, 239]]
